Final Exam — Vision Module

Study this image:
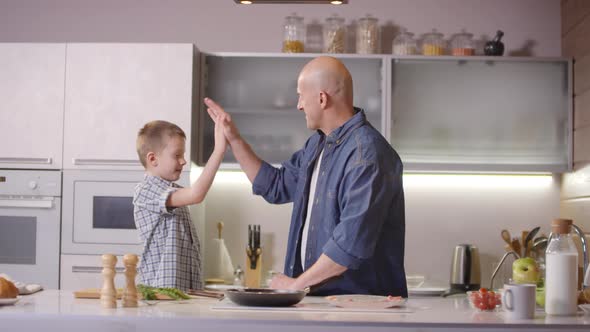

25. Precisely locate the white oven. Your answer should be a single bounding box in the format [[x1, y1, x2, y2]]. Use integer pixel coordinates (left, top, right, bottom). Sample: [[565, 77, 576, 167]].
[[61, 169, 190, 255], [60, 170, 190, 290], [0, 170, 61, 288]]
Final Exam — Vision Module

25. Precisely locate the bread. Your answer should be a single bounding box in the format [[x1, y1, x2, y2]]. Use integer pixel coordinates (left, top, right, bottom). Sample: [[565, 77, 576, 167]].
[[0, 277, 18, 298]]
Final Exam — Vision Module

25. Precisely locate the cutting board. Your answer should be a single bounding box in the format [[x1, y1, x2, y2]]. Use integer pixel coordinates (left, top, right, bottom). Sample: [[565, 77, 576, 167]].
[[211, 298, 414, 313], [73, 288, 173, 300]]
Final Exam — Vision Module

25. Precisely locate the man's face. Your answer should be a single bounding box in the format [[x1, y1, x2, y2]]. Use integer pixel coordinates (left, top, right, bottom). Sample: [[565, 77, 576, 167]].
[[297, 75, 322, 130], [153, 135, 186, 181]]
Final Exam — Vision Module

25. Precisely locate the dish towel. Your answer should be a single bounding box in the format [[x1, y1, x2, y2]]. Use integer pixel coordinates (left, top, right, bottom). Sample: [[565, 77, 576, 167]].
[[0, 273, 43, 295]]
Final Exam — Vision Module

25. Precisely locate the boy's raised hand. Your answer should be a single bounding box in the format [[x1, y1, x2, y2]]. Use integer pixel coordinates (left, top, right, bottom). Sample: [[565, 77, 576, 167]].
[[204, 97, 241, 143], [213, 114, 228, 154]]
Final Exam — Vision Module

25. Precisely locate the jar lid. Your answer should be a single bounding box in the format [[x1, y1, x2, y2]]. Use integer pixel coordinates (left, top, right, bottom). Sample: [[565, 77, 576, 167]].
[[326, 14, 345, 24], [285, 13, 303, 21], [359, 14, 378, 23], [424, 29, 443, 38], [551, 218, 573, 234]]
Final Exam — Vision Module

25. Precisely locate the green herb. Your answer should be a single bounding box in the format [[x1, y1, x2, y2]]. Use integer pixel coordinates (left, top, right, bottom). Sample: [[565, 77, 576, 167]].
[[137, 284, 190, 300]]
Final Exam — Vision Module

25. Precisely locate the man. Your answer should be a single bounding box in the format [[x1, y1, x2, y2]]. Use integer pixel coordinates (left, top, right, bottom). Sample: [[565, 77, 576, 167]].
[[205, 56, 407, 297]]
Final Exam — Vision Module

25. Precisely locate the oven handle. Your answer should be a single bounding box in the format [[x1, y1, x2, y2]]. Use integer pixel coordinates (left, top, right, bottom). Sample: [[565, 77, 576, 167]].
[[72, 266, 126, 274], [0, 198, 54, 209], [0, 157, 52, 164], [72, 158, 141, 166]]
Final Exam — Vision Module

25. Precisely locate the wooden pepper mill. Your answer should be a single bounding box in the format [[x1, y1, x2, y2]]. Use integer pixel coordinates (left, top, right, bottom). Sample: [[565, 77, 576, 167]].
[[122, 254, 139, 308], [100, 254, 117, 308]]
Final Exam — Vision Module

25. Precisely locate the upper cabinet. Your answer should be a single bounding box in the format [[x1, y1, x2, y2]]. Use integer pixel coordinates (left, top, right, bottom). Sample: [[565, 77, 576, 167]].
[[63, 43, 198, 170], [389, 56, 571, 172], [0, 43, 66, 169], [197, 53, 572, 173], [197, 53, 386, 166]]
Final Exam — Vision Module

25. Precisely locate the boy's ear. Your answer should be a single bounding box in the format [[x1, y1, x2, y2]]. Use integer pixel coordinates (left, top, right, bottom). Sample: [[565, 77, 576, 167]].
[[146, 151, 157, 167]]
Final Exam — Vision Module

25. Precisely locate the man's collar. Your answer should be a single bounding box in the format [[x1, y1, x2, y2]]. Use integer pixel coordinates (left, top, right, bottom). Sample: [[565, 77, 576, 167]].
[[318, 107, 366, 144]]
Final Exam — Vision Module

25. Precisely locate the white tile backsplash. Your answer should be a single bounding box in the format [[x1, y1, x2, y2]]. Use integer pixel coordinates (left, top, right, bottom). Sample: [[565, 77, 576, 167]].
[[196, 172, 561, 288]]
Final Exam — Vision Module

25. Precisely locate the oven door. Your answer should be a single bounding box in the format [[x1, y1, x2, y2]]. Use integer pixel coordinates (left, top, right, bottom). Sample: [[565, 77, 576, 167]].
[[61, 170, 189, 255], [0, 198, 61, 288]]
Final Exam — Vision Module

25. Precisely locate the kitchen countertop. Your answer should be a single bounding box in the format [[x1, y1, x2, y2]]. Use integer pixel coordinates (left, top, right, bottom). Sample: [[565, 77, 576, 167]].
[[1, 290, 589, 332]]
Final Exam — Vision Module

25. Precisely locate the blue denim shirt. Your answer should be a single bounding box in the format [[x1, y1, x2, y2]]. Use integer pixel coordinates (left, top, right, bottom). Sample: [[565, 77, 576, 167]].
[[253, 109, 407, 297]]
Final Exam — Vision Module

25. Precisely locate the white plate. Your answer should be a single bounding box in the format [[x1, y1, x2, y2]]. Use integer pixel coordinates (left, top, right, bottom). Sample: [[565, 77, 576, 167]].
[[325, 295, 406, 309], [205, 284, 245, 291], [0, 297, 19, 305], [580, 304, 590, 315], [408, 287, 447, 296]]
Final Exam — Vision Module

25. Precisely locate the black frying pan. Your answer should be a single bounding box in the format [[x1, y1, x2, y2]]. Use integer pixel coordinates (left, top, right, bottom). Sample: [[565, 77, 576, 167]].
[[225, 275, 342, 307], [224, 288, 306, 307]]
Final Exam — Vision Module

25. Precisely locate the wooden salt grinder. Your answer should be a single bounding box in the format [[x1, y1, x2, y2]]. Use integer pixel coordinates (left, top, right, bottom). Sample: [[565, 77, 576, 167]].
[[122, 254, 139, 307], [100, 254, 117, 308]]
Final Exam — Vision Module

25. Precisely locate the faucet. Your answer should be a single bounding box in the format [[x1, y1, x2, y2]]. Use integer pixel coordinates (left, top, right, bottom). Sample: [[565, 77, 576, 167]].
[[572, 224, 588, 288]]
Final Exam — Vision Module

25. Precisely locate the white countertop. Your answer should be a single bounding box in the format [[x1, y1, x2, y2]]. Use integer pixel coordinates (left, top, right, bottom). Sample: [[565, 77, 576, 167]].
[[1, 290, 589, 332]]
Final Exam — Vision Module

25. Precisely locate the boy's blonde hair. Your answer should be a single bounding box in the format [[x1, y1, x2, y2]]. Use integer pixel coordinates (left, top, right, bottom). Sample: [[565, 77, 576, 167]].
[[136, 120, 186, 167]]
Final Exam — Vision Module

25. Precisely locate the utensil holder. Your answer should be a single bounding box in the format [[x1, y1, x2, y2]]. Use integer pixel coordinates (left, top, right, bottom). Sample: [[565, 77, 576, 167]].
[[245, 251, 262, 288]]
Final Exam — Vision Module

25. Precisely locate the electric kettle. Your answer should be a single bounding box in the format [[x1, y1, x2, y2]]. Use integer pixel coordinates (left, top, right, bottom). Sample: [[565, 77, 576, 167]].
[[442, 244, 481, 297]]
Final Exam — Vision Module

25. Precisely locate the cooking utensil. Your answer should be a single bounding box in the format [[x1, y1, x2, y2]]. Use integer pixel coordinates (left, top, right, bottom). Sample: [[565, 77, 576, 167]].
[[225, 275, 342, 307], [511, 238, 522, 257], [225, 288, 306, 307], [523, 226, 540, 257], [501, 229, 514, 251], [442, 244, 481, 297]]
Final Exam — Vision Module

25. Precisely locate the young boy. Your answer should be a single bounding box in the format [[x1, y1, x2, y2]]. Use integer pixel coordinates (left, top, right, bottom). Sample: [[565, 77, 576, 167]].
[[133, 116, 226, 291]]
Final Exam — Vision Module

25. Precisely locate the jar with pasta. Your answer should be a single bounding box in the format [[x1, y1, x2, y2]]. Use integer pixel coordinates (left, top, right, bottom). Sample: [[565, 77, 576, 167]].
[[356, 15, 379, 54], [392, 29, 417, 55], [450, 29, 475, 56], [421, 29, 445, 56], [323, 14, 346, 54], [282, 13, 305, 53]]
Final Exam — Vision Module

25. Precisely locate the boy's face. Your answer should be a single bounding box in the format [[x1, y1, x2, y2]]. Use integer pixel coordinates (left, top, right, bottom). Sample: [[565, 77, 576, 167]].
[[151, 135, 187, 181]]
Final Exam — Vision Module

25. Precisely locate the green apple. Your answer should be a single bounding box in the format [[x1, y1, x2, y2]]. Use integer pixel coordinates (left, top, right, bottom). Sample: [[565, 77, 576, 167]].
[[536, 288, 545, 307], [512, 257, 540, 284]]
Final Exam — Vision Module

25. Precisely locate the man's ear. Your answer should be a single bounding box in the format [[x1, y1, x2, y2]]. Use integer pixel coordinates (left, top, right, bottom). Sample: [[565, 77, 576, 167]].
[[319, 91, 329, 109], [146, 151, 157, 167]]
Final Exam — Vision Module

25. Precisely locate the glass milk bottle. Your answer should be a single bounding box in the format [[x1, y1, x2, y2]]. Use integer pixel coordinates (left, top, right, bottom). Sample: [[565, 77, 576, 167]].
[[545, 218, 578, 316]]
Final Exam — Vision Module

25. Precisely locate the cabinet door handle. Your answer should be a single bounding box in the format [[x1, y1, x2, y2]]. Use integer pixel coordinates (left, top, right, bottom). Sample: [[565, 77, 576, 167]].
[[72, 266, 125, 273], [72, 158, 141, 166], [0, 198, 54, 209], [0, 157, 52, 164]]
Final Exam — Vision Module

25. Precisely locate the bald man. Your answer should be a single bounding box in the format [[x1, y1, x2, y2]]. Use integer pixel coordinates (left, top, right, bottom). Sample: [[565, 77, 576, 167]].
[[205, 56, 406, 297]]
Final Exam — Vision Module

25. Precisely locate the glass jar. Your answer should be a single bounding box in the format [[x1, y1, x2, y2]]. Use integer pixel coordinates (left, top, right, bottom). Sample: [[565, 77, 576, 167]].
[[545, 219, 578, 316], [450, 30, 475, 56], [392, 29, 417, 55], [421, 29, 445, 56], [323, 14, 346, 54], [282, 13, 305, 53], [356, 15, 379, 54]]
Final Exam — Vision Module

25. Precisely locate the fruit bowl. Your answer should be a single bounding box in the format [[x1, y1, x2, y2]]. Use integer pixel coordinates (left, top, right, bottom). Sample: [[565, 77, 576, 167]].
[[467, 289, 502, 311]]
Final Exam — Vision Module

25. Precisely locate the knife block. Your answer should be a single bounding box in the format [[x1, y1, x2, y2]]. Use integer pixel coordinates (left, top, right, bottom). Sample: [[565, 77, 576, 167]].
[[245, 252, 262, 288]]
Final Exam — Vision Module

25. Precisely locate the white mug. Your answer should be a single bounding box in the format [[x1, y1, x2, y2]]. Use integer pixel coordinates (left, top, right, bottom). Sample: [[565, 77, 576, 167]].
[[502, 283, 536, 319]]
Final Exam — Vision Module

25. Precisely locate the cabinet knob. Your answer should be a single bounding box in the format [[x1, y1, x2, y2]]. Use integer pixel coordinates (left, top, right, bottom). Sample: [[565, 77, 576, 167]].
[[28, 181, 38, 190]]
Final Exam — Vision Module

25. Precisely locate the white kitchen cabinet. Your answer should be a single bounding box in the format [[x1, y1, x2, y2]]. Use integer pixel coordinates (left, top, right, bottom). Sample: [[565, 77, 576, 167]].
[[0, 43, 66, 169], [197, 53, 386, 166], [197, 53, 572, 173], [63, 43, 198, 170], [60, 254, 127, 290], [390, 56, 572, 172]]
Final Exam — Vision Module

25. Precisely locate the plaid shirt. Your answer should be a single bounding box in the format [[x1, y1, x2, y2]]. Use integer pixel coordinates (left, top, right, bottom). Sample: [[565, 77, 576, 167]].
[[133, 174, 202, 291]]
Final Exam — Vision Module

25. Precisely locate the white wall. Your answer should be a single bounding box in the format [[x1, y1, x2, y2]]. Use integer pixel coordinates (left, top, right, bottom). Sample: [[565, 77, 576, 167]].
[[202, 172, 561, 288], [0, 0, 565, 288], [0, 0, 561, 56]]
